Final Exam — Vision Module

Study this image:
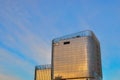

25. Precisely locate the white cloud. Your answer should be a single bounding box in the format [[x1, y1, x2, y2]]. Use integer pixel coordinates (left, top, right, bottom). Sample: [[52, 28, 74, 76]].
[[0, 73, 21, 80], [0, 1, 52, 80], [0, 48, 34, 75], [0, 5, 51, 64]]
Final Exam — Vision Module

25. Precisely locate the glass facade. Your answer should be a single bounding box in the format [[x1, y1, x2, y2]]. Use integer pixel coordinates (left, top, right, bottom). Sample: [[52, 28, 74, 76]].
[[35, 64, 51, 80], [52, 30, 102, 80]]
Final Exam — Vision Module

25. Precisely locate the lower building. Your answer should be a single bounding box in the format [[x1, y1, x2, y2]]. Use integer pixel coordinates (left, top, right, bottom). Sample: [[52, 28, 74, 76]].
[[34, 64, 51, 80]]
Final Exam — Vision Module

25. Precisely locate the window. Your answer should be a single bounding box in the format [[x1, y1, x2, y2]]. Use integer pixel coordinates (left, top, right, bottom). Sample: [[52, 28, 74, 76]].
[[64, 41, 70, 45]]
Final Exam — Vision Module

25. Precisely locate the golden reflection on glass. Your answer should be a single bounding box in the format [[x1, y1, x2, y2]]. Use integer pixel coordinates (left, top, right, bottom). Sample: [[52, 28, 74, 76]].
[[36, 69, 51, 80], [52, 31, 102, 80], [53, 37, 90, 79]]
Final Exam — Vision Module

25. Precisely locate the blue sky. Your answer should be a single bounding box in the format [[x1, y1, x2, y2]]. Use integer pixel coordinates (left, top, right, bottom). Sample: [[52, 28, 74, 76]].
[[0, 0, 120, 80]]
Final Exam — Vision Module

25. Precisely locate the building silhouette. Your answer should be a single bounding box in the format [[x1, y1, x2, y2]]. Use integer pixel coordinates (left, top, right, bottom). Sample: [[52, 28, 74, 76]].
[[51, 30, 102, 80]]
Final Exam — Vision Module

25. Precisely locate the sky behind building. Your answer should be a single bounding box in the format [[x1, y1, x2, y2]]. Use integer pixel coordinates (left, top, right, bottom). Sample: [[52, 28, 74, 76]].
[[0, 0, 120, 80]]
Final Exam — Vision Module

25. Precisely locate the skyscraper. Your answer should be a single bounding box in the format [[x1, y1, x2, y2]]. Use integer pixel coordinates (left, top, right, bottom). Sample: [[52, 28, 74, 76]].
[[51, 30, 102, 80], [34, 64, 51, 80]]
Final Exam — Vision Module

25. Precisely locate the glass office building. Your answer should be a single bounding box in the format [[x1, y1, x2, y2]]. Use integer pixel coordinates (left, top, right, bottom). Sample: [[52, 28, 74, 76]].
[[52, 30, 102, 80], [35, 64, 51, 80]]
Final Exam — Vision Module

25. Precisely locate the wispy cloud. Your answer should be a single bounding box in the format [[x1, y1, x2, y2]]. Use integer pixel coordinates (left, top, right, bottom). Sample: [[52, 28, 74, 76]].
[[0, 1, 52, 80], [0, 43, 37, 78], [0, 73, 21, 80], [0, 0, 51, 64]]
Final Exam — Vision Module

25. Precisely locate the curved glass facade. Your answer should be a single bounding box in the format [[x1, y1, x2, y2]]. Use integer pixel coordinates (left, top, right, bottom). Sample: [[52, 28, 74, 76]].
[[52, 30, 102, 80]]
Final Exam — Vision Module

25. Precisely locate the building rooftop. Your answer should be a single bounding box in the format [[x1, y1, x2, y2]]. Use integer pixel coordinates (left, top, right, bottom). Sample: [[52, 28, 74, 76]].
[[35, 64, 51, 70], [53, 30, 97, 43]]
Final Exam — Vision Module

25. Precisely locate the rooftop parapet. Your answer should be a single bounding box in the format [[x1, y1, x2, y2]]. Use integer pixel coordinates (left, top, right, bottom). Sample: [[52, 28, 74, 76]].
[[53, 30, 97, 43], [35, 64, 51, 70]]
